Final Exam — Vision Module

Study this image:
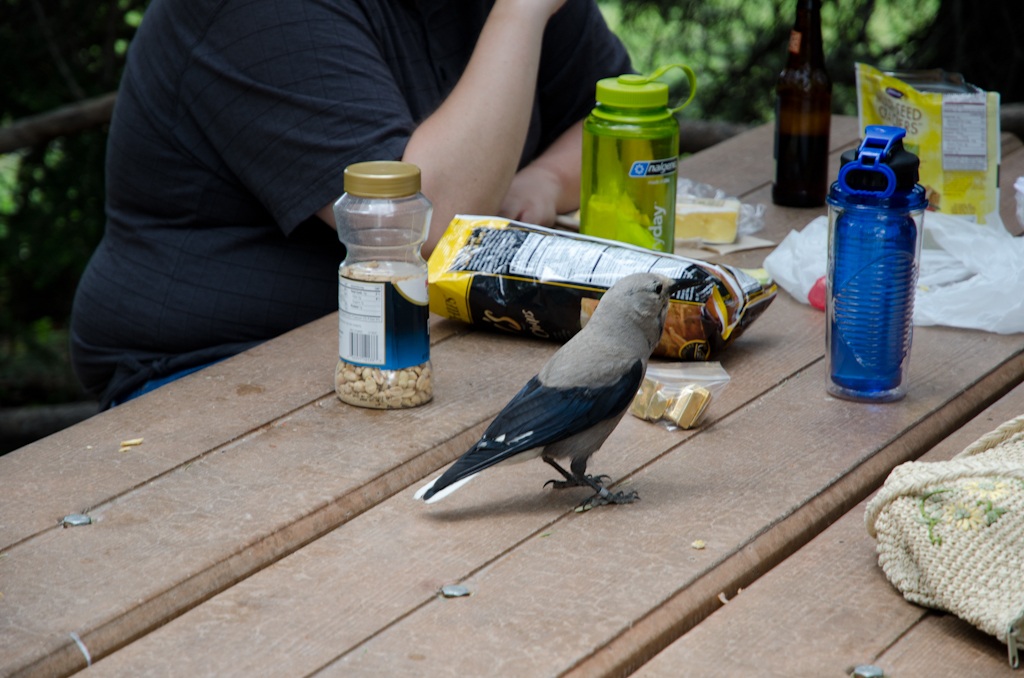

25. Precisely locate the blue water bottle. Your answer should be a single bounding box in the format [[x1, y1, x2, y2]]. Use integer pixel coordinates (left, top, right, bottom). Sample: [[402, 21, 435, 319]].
[[826, 126, 927, 402]]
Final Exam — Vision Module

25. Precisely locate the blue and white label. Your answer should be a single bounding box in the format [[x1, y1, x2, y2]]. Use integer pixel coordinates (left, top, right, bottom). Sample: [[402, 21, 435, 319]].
[[628, 157, 678, 178], [339, 277, 387, 365], [339, 272, 430, 370]]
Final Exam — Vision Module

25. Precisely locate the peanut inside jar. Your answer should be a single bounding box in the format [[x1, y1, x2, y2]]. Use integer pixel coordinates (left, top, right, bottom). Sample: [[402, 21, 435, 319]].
[[335, 360, 433, 410]]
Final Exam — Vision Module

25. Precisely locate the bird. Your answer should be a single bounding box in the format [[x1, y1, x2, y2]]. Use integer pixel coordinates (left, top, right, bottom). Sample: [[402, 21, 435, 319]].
[[414, 272, 686, 508]]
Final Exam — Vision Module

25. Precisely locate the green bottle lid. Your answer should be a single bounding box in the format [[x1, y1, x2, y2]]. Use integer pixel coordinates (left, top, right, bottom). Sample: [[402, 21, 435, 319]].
[[591, 64, 697, 121], [596, 74, 670, 109]]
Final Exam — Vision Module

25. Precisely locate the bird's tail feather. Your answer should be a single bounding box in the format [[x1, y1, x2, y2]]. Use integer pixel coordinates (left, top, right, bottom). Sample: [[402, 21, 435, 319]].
[[414, 473, 477, 503]]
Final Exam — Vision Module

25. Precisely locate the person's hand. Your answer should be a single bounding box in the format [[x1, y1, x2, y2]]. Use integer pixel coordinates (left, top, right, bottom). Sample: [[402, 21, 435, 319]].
[[499, 118, 584, 227], [499, 165, 562, 227]]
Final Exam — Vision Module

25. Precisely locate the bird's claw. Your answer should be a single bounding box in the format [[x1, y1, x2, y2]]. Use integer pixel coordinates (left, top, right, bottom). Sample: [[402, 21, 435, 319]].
[[576, 489, 640, 511], [544, 474, 611, 490]]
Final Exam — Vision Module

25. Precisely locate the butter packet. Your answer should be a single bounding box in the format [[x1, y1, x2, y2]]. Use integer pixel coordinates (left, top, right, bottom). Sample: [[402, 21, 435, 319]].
[[675, 197, 741, 244], [665, 385, 712, 428], [674, 177, 766, 246], [630, 361, 731, 431], [630, 379, 672, 421]]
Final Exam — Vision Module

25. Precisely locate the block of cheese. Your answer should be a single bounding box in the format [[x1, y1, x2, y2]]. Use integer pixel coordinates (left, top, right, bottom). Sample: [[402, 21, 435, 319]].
[[665, 385, 712, 429], [674, 197, 741, 244], [630, 378, 664, 420]]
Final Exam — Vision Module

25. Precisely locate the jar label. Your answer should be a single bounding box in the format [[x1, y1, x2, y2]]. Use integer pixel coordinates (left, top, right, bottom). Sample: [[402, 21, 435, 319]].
[[339, 274, 430, 370]]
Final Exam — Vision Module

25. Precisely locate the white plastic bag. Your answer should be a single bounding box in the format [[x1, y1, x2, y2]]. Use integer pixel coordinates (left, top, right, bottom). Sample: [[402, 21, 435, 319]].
[[763, 212, 1024, 335], [762, 215, 828, 304], [914, 212, 1024, 334]]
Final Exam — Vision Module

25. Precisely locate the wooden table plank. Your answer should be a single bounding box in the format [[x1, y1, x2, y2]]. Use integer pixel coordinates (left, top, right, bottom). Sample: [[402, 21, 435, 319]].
[[22, 287, 821, 678], [0, 328, 556, 677], [876, 615, 1012, 677], [75, 313, 1024, 677], [632, 381, 1024, 678], [0, 314, 467, 553], [0, 287, 819, 677]]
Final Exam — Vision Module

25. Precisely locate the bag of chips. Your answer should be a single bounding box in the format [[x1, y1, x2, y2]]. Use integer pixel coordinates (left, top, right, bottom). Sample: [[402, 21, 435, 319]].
[[427, 216, 776, 360]]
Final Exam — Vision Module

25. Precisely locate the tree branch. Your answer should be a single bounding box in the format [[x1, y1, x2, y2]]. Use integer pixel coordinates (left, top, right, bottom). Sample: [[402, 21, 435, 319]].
[[0, 95, 1017, 158], [0, 92, 116, 154]]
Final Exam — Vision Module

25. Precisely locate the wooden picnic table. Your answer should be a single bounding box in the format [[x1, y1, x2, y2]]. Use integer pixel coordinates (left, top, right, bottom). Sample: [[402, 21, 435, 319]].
[[1, 115, 1022, 678], [636, 381, 1024, 678]]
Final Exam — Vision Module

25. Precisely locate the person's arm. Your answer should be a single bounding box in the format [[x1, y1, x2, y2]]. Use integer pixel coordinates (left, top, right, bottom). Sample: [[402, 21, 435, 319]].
[[318, 116, 584, 234], [317, 0, 567, 254], [498, 118, 583, 227]]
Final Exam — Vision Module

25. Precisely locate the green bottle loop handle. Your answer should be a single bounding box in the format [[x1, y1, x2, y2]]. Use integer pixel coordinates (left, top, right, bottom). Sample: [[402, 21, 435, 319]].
[[638, 63, 697, 113]]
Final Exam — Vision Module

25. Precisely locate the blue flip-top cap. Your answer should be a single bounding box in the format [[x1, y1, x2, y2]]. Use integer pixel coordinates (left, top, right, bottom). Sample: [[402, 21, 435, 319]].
[[838, 126, 921, 198]]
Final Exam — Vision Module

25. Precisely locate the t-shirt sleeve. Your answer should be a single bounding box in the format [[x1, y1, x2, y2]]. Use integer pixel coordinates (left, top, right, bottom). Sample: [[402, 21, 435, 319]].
[[535, 0, 635, 151], [178, 0, 412, 234]]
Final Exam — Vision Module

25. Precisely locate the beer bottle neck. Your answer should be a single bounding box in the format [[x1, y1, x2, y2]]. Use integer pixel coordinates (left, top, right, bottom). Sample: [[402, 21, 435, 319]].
[[787, 0, 825, 69]]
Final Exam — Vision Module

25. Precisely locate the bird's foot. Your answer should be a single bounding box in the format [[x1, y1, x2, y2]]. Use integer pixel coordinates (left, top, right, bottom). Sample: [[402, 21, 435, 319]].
[[544, 474, 610, 490], [576, 487, 640, 511]]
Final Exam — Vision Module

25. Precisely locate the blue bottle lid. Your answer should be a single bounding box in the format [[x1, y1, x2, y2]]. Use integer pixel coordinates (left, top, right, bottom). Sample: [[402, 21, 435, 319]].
[[830, 126, 926, 210]]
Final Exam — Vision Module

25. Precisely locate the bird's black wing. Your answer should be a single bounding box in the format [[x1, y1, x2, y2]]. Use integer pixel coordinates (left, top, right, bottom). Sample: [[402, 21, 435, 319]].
[[424, 360, 643, 498]]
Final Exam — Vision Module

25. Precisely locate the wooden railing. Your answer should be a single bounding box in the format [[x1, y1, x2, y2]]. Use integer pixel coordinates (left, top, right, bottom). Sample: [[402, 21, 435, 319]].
[[4, 92, 1022, 158], [0, 91, 749, 156]]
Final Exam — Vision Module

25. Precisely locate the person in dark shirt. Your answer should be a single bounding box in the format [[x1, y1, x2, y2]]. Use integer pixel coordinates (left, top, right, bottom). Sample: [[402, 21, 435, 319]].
[[70, 0, 633, 409]]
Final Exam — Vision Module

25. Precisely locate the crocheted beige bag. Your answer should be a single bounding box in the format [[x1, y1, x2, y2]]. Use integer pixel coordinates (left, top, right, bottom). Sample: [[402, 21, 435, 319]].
[[866, 414, 1024, 669]]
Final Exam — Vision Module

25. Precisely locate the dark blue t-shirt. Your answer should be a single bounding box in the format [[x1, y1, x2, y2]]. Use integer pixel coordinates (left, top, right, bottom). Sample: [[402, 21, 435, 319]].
[[70, 0, 632, 408]]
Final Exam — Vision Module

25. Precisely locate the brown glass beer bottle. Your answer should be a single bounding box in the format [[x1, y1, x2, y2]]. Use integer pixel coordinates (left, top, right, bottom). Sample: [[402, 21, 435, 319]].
[[772, 0, 832, 207]]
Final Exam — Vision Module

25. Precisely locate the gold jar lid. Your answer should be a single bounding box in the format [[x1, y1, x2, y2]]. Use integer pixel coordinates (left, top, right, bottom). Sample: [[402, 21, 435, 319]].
[[343, 161, 421, 198]]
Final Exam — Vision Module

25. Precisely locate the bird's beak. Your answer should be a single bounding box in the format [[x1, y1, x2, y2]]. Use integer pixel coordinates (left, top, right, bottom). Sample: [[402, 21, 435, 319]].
[[669, 278, 700, 294]]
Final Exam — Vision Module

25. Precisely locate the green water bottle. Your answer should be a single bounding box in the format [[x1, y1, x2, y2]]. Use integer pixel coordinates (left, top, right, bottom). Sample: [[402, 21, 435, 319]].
[[580, 64, 696, 253]]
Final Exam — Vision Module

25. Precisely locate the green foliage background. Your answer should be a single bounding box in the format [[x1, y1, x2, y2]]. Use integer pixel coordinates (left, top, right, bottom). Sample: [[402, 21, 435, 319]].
[[598, 0, 943, 122], [1, 0, 1021, 407], [1, 0, 146, 404]]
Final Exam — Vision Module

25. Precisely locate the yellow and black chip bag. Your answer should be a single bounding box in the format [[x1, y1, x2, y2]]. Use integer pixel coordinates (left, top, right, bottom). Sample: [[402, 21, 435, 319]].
[[427, 217, 776, 360]]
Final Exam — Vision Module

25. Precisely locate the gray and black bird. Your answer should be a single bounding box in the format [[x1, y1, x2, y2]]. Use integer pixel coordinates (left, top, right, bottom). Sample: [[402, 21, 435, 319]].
[[414, 272, 684, 507]]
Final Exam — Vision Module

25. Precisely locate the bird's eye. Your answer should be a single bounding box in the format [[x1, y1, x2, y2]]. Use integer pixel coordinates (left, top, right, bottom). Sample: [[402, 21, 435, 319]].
[[654, 283, 663, 294]]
